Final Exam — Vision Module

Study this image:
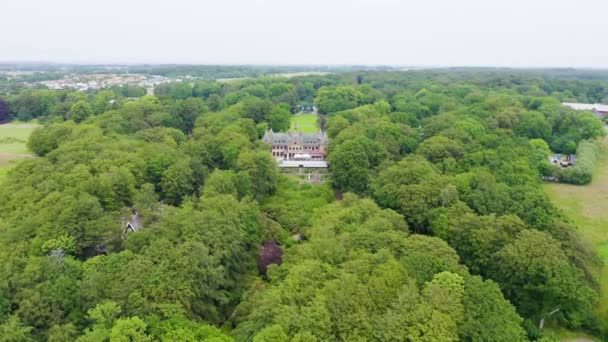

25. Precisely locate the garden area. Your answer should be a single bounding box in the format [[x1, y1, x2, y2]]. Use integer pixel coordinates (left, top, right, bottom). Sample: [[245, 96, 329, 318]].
[[290, 113, 319, 133], [0, 122, 38, 182]]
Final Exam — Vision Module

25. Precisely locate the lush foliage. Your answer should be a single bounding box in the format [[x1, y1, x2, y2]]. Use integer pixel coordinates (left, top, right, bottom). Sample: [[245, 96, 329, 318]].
[[547, 140, 600, 185], [0, 68, 607, 340]]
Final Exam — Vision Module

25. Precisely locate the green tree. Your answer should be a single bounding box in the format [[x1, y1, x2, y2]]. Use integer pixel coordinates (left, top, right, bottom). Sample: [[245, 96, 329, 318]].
[[110, 317, 151, 342], [267, 103, 291, 132], [253, 325, 289, 342], [460, 275, 526, 342], [236, 150, 278, 200], [28, 123, 75, 156], [491, 230, 597, 327], [0, 316, 33, 342], [316, 86, 362, 113], [328, 139, 371, 194], [161, 160, 195, 205], [68, 101, 94, 123]]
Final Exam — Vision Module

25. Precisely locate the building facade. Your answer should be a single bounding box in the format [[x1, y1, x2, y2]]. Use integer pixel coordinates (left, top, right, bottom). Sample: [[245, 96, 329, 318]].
[[262, 129, 328, 160]]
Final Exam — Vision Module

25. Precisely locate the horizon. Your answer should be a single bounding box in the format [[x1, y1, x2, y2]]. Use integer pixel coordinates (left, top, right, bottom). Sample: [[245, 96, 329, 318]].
[[2, 61, 608, 71], [4, 0, 608, 68]]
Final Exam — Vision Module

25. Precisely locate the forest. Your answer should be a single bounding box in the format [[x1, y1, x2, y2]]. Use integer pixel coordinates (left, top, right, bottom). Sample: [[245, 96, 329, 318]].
[[0, 68, 607, 341]]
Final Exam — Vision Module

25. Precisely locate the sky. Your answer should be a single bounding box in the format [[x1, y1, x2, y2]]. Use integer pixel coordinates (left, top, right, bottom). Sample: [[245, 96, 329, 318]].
[[2, 0, 608, 67]]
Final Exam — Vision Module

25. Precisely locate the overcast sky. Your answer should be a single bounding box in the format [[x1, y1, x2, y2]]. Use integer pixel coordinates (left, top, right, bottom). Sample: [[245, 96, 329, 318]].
[[2, 0, 608, 67]]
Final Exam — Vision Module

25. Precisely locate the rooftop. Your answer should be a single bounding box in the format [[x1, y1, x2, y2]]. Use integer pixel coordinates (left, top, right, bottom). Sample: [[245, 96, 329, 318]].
[[563, 102, 608, 112], [277, 160, 328, 168], [262, 129, 328, 146]]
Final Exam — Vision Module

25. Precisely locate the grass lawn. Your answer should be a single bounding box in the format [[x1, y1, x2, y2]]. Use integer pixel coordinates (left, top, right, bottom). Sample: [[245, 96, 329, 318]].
[[544, 135, 608, 319], [0, 122, 39, 182], [290, 114, 319, 133]]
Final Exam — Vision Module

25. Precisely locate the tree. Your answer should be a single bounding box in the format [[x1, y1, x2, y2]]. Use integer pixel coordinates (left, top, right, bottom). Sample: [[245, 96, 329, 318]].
[[316, 86, 362, 113], [88, 301, 122, 329], [174, 97, 208, 133], [27, 123, 74, 156], [253, 325, 289, 342], [230, 97, 273, 123], [422, 272, 465, 326], [155, 82, 192, 100], [460, 276, 526, 342], [110, 317, 151, 342], [268, 83, 293, 98], [258, 241, 283, 274], [68, 101, 94, 123], [236, 150, 278, 200], [48, 324, 78, 342], [0, 316, 33, 342], [161, 160, 195, 205], [267, 104, 291, 132], [92, 90, 117, 114], [417, 135, 465, 164], [0, 98, 9, 123], [193, 81, 222, 99], [202, 169, 251, 199], [328, 139, 372, 194], [372, 155, 450, 231], [326, 115, 349, 138], [491, 230, 597, 327], [207, 94, 222, 111], [515, 111, 551, 140]]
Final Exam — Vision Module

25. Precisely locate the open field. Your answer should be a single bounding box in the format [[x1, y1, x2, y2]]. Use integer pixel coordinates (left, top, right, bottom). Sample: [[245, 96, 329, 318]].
[[544, 136, 608, 320], [272, 71, 331, 78], [0, 122, 39, 182], [290, 114, 319, 133], [217, 71, 331, 83]]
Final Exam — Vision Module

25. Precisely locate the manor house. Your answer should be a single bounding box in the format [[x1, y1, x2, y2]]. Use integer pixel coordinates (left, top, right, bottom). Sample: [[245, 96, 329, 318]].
[[262, 129, 328, 160]]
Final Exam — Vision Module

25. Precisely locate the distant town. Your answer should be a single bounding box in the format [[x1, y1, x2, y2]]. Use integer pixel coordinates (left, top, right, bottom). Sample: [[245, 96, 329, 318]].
[[34, 74, 173, 91]]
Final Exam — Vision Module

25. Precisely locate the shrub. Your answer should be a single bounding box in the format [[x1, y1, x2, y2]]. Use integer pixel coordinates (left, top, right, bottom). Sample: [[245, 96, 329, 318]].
[[549, 140, 599, 185]]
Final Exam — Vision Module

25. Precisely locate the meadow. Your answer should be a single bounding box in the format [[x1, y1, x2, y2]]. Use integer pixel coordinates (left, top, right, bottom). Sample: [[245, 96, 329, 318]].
[[545, 136, 608, 318], [290, 113, 319, 133], [0, 122, 38, 182]]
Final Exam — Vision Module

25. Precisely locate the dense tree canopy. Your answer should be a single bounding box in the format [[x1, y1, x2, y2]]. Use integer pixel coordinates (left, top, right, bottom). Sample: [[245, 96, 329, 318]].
[[0, 68, 606, 340]]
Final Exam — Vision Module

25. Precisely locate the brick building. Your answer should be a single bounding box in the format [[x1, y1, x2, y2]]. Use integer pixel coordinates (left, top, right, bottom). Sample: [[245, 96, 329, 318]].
[[262, 129, 328, 160]]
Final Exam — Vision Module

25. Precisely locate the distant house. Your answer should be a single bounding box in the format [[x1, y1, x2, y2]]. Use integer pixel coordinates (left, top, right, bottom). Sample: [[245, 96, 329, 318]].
[[262, 129, 328, 161], [562, 102, 608, 120], [299, 104, 317, 113]]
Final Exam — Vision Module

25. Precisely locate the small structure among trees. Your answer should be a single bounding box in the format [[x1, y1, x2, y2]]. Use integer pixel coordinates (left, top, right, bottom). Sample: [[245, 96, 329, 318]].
[[563, 102, 608, 120], [549, 153, 576, 168], [258, 241, 283, 275], [122, 210, 142, 236]]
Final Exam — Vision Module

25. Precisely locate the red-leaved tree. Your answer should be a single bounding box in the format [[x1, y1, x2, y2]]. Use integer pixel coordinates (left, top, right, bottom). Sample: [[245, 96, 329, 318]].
[[258, 241, 283, 274]]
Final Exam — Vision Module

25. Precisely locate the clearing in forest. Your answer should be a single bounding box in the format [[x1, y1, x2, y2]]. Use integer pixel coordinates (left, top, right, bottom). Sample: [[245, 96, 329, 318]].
[[544, 135, 608, 317], [290, 114, 319, 133], [0, 122, 39, 182]]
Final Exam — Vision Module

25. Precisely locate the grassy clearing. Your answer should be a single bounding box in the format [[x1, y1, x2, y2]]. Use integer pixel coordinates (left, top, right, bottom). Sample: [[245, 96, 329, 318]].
[[0, 122, 39, 182], [544, 135, 608, 317], [290, 114, 319, 133]]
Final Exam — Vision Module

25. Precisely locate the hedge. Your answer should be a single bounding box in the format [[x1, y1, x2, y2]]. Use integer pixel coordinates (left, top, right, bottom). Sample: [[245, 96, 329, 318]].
[[547, 140, 600, 185]]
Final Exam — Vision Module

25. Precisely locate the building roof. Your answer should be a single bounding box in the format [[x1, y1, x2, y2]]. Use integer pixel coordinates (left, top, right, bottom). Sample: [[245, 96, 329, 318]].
[[262, 129, 328, 146], [277, 160, 328, 168], [563, 102, 608, 113]]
